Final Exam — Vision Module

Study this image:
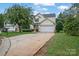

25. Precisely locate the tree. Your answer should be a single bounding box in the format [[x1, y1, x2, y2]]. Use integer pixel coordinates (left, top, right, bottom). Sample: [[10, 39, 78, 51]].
[[56, 13, 64, 32], [56, 20, 63, 32], [63, 3, 79, 36], [0, 14, 4, 29], [5, 4, 33, 32]]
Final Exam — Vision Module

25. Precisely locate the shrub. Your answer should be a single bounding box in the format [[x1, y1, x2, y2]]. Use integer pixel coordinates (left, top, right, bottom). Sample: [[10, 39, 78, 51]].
[[64, 15, 79, 36], [22, 29, 33, 32], [56, 21, 63, 32]]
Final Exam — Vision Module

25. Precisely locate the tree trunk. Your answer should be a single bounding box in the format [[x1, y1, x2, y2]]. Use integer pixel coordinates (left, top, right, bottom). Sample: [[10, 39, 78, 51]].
[[0, 31, 1, 34], [18, 26, 22, 32]]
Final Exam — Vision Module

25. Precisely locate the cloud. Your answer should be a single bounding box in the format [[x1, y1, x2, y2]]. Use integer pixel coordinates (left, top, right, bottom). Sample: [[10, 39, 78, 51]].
[[35, 7, 48, 11], [33, 11, 39, 15], [33, 3, 55, 6], [58, 6, 69, 10], [41, 12, 52, 14], [34, 5, 48, 11], [33, 10, 52, 15], [42, 8, 48, 11], [56, 12, 61, 18], [33, 3, 54, 15]]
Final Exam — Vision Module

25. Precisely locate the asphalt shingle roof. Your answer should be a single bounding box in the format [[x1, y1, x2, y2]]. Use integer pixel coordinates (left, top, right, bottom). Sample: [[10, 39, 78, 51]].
[[42, 14, 56, 17]]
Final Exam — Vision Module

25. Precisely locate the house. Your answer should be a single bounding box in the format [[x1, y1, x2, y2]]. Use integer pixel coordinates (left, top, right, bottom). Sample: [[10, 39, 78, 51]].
[[3, 21, 19, 32], [33, 13, 56, 32]]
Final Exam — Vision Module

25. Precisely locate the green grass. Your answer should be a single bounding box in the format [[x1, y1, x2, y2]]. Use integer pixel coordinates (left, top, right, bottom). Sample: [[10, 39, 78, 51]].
[[47, 33, 79, 56], [0, 32, 34, 37]]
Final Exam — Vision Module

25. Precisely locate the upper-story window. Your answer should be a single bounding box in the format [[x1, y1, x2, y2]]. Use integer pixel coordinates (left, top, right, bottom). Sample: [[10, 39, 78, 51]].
[[35, 18, 39, 22]]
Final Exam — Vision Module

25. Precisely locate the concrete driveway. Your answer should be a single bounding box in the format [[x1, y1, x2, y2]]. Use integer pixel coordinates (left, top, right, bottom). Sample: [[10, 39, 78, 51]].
[[5, 33, 54, 56]]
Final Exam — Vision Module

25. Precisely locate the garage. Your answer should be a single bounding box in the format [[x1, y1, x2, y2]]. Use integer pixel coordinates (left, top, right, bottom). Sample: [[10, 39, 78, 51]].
[[39, 25, 55, 32], [34, 13, 56, 33]]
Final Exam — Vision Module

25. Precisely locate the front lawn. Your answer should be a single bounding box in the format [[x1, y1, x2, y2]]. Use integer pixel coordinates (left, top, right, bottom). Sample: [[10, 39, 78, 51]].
[[47, 33, 79, 56], [0, 32, 34, 37]]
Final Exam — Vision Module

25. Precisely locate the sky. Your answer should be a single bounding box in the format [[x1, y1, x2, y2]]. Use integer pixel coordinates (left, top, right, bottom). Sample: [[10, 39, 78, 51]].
[[0, 3, 72, 17]]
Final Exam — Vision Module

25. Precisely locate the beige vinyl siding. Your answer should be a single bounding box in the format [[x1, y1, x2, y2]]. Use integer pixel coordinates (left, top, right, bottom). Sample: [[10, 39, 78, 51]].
[[40, 20, 54, 25]]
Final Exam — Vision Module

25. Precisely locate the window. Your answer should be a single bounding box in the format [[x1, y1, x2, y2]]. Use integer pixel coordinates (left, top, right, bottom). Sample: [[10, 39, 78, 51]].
[[35, 18, 39, 22]]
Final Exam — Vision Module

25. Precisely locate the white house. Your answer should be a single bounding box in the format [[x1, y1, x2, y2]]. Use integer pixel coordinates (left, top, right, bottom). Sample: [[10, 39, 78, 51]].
[[3, 20, 19, 32], [33, 13, 56, 32]]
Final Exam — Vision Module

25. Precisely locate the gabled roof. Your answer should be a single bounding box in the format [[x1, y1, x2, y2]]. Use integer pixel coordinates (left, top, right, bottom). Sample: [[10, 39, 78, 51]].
[[35, 13, 56, 17], [35, 13, 41, 17], [34, 13, 56, 25], [42, 14, 56, 17], [39, 18, 55, 25]]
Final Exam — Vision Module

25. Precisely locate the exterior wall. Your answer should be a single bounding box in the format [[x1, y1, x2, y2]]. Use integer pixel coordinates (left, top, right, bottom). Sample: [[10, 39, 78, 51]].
[[35, 14, 45, 23], [40, 20, 54, 25], [34, 14, 56, 24], [7, 27, 16, 32], [34, 13, 56, 32], [38, 17, 56, 32], [40, 17, 56, 25], [48, 17, 56, 23], [4, 24, 19, 32], [30, 25, 34, 29]]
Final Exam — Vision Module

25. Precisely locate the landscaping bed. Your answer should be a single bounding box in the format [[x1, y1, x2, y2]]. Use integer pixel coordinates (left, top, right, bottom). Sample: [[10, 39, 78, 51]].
[[35, 33, 79, 56]]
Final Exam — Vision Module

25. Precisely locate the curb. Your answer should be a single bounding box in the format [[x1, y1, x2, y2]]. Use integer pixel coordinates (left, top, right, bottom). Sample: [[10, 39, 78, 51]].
[[0, 38, 11, 56], [34, 34, 55, 56]]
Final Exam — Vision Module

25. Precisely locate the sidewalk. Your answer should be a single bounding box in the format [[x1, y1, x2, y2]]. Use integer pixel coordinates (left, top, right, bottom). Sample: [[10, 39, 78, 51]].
[[0, 38, 11, 56]]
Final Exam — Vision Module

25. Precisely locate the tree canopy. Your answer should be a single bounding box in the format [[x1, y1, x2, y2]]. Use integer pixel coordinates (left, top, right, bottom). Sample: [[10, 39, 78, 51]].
[[56, 13, 64, 32], [64, 3, 79, 35], [5, 4, 33, 31], [56, 3, 79, 36], [0, 14, 4, 29]]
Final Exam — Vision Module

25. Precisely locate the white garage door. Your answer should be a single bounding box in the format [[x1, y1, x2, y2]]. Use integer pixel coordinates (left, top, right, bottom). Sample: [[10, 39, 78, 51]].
[[39, 25, 55, 32]]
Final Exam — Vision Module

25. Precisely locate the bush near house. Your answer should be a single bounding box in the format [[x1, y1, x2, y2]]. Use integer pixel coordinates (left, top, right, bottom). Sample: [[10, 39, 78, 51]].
[[22, 29, 33, 32], [56, 20, 63, 32]]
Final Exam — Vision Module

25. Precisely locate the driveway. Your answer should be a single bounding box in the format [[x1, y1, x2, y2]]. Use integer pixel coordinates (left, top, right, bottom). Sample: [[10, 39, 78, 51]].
[[5, 33, 54, 56]]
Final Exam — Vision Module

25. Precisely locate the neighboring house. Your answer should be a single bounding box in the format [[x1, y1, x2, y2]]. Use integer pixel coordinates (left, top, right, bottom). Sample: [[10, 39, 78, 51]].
[[33, 13, 56, 32], [3, 21, 19, 32]]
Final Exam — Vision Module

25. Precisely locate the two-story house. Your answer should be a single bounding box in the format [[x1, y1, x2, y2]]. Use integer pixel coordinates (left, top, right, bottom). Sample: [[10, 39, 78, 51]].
[[33, 13, 56, 32]]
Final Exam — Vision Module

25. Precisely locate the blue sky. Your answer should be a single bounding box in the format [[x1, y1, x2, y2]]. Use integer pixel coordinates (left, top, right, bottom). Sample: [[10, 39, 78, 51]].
[[0, 3, 72, 16]]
